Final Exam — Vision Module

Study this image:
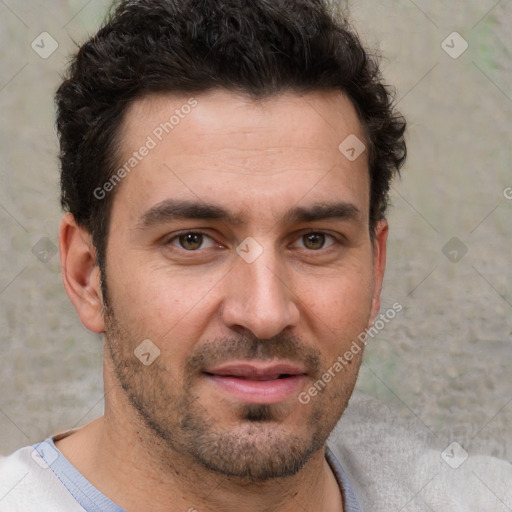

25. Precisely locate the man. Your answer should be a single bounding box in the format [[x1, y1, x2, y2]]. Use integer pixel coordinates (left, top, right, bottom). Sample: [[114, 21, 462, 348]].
[[0, 1, 510, 511]]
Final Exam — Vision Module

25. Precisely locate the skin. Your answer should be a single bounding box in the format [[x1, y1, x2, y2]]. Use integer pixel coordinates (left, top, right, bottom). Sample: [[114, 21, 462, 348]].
[[57, 89, 387, 512]]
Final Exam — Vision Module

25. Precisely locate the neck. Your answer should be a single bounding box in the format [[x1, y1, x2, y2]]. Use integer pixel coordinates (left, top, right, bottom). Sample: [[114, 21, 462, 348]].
[[55, 362, 344, 512]]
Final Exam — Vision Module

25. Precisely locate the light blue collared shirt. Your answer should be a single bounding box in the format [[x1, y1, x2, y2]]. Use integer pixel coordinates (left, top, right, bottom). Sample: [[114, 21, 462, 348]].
[[34, 438, 362, 512]]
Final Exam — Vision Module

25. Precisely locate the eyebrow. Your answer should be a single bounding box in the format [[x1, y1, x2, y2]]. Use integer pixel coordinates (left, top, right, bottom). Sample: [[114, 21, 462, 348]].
[[283, 202, 362, 225], [136, 199, 362, 229], [137, 200, 245, 229]]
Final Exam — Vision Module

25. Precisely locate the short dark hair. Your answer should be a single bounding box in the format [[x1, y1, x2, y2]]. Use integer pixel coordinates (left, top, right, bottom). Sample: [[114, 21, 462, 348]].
[[56, 0, 406, 271]]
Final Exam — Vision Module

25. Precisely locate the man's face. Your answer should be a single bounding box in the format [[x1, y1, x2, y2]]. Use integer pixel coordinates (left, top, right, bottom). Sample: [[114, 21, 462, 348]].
[[101, 90, 386, 481]]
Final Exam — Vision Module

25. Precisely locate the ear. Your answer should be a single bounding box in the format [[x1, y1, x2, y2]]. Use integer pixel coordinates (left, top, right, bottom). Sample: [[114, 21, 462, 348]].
[[59, 213, 105, 333], [369, 219, 388, 324]]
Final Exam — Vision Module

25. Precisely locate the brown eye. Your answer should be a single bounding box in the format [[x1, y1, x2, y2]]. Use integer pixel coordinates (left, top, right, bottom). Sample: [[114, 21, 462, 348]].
[[302, 233, 326, 250], [167, 231, 218, 252], [178, 233, 204, 250]]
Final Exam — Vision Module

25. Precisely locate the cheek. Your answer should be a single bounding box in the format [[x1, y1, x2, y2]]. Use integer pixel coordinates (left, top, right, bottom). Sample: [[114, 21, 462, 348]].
[[300, 266, 374, 342], [107, 258, 221, 342]]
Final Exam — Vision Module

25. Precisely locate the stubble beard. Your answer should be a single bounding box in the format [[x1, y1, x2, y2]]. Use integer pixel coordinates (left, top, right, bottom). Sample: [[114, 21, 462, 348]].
[[102, 299, 360, 482]]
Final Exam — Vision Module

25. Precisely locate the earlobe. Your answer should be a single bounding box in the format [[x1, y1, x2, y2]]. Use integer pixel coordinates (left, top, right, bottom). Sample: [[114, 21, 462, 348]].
[[59, 213, 105, 333], [369, 219, 388, 323]]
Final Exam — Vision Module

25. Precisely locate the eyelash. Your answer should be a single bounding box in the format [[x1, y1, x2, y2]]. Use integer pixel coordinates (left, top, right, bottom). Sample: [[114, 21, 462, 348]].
[[165, 230, 341, 252], [167, 230, 220, 251]]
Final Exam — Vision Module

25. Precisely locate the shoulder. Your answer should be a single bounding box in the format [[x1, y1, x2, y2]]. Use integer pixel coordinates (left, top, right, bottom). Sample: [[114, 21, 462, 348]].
[[416, 450, 512, 510], [327, 393, 512, 511], [0, 444, 85, 512]]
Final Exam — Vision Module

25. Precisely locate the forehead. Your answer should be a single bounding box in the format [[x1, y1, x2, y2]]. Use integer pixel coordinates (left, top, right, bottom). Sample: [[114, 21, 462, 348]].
[[113, 89, 369, 225]]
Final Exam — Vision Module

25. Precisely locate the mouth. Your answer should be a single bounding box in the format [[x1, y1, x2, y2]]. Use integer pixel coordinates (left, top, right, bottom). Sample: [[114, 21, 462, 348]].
[[202, 361, 308, 404]]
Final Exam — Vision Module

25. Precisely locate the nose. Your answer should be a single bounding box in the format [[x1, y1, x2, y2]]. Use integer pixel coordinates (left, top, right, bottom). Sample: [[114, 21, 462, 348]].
[[220, 249, 300, 340]]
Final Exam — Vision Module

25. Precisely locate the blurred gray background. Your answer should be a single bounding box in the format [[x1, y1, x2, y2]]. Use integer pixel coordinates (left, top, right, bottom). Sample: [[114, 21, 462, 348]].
[[1, 0, 511, 463]]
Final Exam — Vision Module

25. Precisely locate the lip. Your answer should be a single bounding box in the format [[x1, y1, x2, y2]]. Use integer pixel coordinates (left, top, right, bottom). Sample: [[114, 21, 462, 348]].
[[204, 361, 307, 379], [203, 360, 308, 404]]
